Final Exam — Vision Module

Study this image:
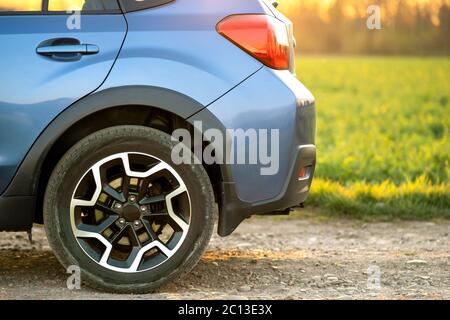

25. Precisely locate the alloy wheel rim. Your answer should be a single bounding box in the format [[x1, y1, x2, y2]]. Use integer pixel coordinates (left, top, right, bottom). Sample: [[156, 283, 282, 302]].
[[70, 152, 191, 273]]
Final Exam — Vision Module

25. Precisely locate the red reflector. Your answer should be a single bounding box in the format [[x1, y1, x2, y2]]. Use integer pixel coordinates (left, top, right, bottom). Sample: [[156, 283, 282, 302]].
[[217, 14, 290, 70], [298, 167, 307, 179]]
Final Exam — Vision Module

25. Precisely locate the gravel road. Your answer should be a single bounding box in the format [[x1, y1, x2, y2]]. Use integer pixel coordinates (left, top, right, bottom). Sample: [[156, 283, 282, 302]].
[[1, 212, 449, 300]]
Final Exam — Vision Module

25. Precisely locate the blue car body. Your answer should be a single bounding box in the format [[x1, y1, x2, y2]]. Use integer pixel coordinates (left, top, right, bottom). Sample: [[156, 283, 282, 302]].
[[0, 0, 316, 236]]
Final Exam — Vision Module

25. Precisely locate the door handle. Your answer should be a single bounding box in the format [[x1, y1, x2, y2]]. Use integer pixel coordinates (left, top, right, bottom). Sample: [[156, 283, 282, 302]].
[[36, 38, 100, 61], [37, 44, 99, 56]]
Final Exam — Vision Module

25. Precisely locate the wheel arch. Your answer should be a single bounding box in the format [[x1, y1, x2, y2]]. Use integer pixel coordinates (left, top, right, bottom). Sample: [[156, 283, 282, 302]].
[[4, 86, 225, 225]]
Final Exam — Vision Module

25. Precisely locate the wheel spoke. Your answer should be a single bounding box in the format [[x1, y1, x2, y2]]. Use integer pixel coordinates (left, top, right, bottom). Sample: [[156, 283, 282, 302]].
[[122, 157, 168, 179], [127, 226, 141, 247], [125, 246, 143, 271], [99, 244, 113, 266], [109, 225, 128, 244], [165, 185, 189, 231], [72, 198, 97, 209], [151, 241, 172, 257], [139, 194, 165, 205], [78, 215, 119, 234], [136, 177, 148, 201], [95, 203, 119, 216], [122, 176, 131, 199], [129, 240, 173, 272], [141, 219, 158, 242], [143, 212, 168, 218], [102, 184, 126, 203], [71, 165, 103, 209]]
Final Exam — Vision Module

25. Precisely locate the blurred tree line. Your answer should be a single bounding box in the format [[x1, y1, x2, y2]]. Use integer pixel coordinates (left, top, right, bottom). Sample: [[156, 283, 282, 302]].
[[279, 0, 450, 55]]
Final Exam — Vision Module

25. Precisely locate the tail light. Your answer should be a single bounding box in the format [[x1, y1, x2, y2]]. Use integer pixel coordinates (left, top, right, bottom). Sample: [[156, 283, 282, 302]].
[[217, 14, 290, 70]]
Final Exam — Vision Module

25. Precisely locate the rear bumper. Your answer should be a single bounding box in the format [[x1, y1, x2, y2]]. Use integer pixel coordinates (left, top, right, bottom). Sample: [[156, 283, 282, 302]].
[[256, 144, 316, 212], [190, 67, 316, 236], [218, 144, 316, 236]]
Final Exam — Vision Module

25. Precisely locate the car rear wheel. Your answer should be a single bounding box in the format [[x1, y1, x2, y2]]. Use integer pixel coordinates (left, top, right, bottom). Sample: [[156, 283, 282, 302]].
[[44, 126, 215, 293]]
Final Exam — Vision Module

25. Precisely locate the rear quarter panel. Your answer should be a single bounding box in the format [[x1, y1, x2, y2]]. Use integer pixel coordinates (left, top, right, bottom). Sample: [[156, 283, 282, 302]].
[[100, 0, 270, 107]]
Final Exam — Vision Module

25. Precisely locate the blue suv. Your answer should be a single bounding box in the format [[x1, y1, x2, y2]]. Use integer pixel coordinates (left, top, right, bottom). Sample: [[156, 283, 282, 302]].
[[0, 0, 316, 292]]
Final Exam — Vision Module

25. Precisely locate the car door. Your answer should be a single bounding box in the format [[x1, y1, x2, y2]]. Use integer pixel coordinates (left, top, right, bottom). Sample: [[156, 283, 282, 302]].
[[0, 0, 127, 195]]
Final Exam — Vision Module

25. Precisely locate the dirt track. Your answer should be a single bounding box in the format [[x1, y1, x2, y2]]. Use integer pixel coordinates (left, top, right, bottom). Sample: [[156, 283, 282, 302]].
[[1, 212, 449, 300]]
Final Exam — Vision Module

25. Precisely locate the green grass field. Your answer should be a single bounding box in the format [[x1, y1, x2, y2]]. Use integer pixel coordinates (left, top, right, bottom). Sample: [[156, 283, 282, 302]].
[[296, 57, 449, 219]]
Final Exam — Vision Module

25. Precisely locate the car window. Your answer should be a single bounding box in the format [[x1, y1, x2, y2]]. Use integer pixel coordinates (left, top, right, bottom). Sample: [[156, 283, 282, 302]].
[[0, 0, 42, 12], [120, 0, 174, 13], [48, 0, 119, 12], [0, 0, 120, 13]]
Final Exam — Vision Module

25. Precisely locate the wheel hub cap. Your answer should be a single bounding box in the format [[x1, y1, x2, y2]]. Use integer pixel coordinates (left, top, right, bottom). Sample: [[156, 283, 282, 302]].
[[122, 202, 141, 222]]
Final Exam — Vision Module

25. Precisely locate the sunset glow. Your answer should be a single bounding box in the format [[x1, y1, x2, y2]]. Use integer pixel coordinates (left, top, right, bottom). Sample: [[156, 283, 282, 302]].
[[279, 0, 450, 23], [0, 0, 86, 11]]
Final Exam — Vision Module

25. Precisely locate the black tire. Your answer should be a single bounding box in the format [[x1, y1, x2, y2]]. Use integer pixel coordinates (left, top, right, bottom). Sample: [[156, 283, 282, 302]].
[[43, 125, 216, 293]]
